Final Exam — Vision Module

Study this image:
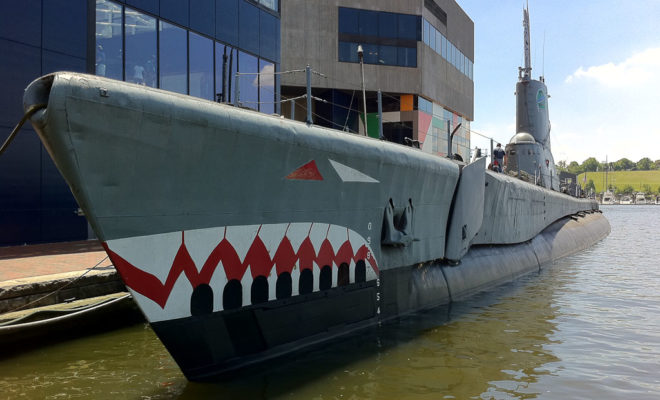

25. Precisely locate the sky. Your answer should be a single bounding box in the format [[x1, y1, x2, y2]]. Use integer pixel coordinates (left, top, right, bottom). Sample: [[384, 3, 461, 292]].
[[457, 0, 660, 164]]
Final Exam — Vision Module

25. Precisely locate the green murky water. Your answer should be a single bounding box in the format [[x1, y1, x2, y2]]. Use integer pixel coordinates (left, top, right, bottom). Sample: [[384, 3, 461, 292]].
[[2, 205, 659, 399]]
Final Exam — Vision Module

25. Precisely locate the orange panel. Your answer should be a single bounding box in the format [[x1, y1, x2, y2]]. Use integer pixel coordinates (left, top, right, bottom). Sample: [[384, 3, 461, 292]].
[[400, 94, 413, 111]]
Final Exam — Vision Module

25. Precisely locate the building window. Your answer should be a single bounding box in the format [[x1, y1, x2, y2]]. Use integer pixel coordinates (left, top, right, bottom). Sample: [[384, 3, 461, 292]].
[[423, 17, 473, 81], [238, 51, 259, 110], [95, 0, 123, 80], [259, 59, 275, 114], [125, 8, 157, 87], [159, 21, 187, 94], [338, 7, 419, 68], [189, 32, 213, 100], [215, 43, 237, 103], [94, 0, 279, 114]]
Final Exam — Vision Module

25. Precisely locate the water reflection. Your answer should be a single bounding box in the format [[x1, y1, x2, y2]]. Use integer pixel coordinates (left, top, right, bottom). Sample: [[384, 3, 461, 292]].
[[3, 207, 660, 399]]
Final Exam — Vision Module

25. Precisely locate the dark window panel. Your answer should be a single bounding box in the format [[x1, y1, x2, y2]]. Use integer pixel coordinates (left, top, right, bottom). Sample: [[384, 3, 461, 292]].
[[126, 0, 159, 14], [338, 41, 358, 63], [258, 59, 274, 114], [398, 13, 417, 40], [189, 32, 214, 100], [358, 9, 378, 37], [42, 50, 86, 75], [397, 46, 417, 67], [215, 43, 238, 102], [43, 0, 87, 58], [0, 0, 41, 47], [239, 1, 260, 55], [338, 7, 358, 35], [238, 51, 258, 110], [125, 9, 157, 87], [378, 45, 397, 65], [96, 0, 123, 80], [160, 0, 189, 27], [378, 12, 397, 39], [216, 0, 238, 45], [0, 39, 41, 127], [190, 0, 215, 37], [362, 43, 378, 64], [159, 21, 188, 94], [259, 9, 280, 63]]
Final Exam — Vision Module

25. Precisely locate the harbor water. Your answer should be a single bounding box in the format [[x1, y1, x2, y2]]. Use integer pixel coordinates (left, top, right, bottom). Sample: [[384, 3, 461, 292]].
[[1, 205, 658, 399]]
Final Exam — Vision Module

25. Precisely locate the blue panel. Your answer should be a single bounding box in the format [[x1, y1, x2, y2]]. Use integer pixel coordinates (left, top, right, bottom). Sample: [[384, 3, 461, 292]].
[[378, 12, 397, 39], [43, 0, 87, 58], [358, 9, 378, 37], [189, 32, 214, 100], [0, 0, 41, 47], [190, 0, 215, 37], [338, 7, 358, 35], [159, 22, 188, 94], [238, 51, 258, 110], [259, 10, 279, 63], [0, 127, 41, 210], [126, 0, 159, 14], [239, 1, 259, 55], [40, 149, 78, 209], [0, 211, 42, 246], [160, 0, 189, 27], [0, 39, 41, 128], [397, 13, 417, 40], [42, 51, 87, 76], [216, 0, 238, 46], [338, 41, 358, 63], [40, 208, 88, 243]]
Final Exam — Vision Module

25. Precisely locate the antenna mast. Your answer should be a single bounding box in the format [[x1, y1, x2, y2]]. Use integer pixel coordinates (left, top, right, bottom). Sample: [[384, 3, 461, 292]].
[[522, 2, 532, 80]]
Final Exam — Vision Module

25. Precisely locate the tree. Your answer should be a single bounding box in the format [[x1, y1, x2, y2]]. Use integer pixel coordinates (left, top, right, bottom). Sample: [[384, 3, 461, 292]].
[[581, 157, 600, 172], [557, 160, 567, 172], [567, 161, 582, 174], [655, 160, 660, 170], [637, 157, 654, 171], [642, 184, 652, 194], [614, 158, 634, 171], [585, 179, 595, 193], [617, 184, 634, 195]]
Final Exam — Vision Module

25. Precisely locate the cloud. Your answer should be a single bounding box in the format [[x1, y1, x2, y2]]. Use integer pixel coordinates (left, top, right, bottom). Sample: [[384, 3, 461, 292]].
[[564, 47, 660, 87]]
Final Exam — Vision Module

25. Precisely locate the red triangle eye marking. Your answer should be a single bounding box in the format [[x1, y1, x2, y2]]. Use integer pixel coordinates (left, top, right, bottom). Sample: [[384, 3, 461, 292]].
[[286, 160, 323, 181]]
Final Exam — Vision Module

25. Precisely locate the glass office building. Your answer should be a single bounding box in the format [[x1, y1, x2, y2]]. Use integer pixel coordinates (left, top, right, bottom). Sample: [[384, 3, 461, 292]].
[[0, 0, 281, 246]]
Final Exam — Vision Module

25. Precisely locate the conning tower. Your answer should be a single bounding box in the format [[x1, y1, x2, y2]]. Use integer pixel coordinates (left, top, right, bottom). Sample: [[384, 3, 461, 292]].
[[505, 5, 559, 190]]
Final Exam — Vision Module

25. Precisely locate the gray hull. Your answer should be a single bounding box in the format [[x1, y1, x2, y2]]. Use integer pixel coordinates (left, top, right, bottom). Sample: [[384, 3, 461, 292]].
[[23, 73, 609, 380]]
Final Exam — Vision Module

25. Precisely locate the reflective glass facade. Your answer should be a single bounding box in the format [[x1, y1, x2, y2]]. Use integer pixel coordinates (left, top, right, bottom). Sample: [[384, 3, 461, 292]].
[[338, 7, 419, 68], [96, 0, 280, 111], [0, 0, 281, 246], [423, 18, 473, 80]]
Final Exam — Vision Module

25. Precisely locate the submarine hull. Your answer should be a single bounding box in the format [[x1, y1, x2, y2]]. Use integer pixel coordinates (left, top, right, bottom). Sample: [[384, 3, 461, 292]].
[[23, 73, 609, 380]]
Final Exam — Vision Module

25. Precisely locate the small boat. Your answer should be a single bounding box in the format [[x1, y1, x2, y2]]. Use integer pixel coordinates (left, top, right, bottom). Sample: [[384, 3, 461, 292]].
[[601, 190, 615, 205], [635, 193, 647, 205], [620, 195, 633, 205]]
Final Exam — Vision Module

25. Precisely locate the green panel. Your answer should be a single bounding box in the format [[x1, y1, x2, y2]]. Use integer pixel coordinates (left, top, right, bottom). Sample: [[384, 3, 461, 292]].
[[360, 113, 381, 138], [432, 116, 447, 129]]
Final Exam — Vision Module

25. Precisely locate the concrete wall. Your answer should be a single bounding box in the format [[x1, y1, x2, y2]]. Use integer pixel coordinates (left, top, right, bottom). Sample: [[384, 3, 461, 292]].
[[280, 0, 474, 120]]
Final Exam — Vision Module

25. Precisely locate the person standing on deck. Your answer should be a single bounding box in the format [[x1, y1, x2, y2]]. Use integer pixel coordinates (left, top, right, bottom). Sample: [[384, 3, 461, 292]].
[[493, 143, 505, 172]]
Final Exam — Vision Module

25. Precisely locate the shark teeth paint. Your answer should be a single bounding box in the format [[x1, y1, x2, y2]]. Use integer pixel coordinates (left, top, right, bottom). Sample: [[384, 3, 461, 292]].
[[104, 222, 379, 322]]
